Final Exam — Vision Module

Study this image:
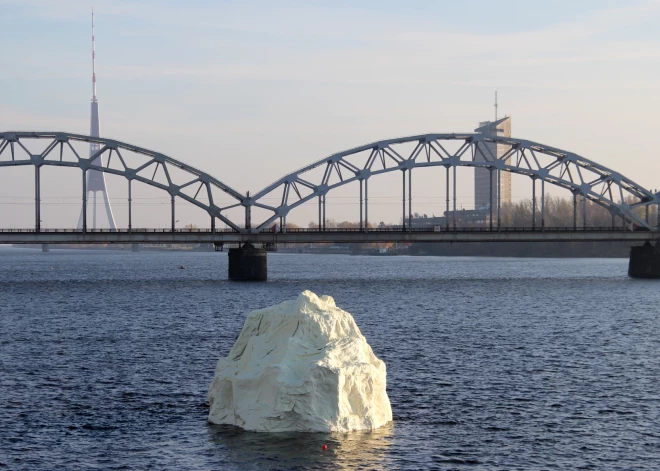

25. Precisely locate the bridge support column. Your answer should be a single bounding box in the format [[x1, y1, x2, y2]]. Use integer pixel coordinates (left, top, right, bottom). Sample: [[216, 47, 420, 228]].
[[128, 180, 132, 233], [628, 241, 660, 278], [531, 177, 536, 230], [245, 191, 251, 231], [35, 165, 41, 233], [497, 169, 501, 231], [541, 179, 545, 230], [82, 169, 87, 233], [359, 179, 363, 230], [322, 195, 326, 231], [453, 166, 457, 231], [408, 168, 412, 230], [489, 168, 493, 231], [364, 179, 369, 232], [401, 169, 406, 231], [93, 192, 97, 230], [445, 166, 450, 231], [171, 194, 175, 232], [41, 244, 49, 253], [228, 242, 267, 281]]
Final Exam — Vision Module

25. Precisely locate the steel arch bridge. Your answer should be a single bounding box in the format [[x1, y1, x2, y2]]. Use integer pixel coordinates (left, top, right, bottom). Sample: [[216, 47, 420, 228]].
[[0, 131, 245, 232], [1, 131, 658, 233]]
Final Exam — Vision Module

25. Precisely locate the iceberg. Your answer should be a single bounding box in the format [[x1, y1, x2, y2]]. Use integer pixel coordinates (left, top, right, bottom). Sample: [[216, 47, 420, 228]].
[[208, 290, 392, 432]]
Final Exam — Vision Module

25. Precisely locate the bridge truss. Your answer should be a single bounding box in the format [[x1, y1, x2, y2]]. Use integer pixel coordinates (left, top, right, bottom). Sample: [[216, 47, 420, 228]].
[[0, 131, 244, 232], [0, 131, 658, 233], [251, 133, 660, 232]]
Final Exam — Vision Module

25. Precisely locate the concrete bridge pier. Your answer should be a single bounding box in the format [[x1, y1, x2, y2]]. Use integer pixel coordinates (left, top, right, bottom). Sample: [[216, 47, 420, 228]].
[[41, 244, 49, 253], [228, 242, 267, 281], [628, 241, 660, 278]]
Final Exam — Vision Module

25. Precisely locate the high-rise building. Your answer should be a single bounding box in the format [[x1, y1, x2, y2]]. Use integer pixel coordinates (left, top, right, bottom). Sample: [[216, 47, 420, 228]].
[[77, 10, 117, 230], [473, 116, 512, 210]]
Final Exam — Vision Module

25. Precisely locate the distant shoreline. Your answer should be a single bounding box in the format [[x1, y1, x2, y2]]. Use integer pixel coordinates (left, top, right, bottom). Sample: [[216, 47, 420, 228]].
[[7, 240, 639, 258]]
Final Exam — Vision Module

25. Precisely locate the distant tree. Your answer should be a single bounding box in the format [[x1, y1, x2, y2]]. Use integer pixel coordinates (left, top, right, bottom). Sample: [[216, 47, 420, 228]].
[[337, 221, 359, 229], [496, 195, 648, 228]]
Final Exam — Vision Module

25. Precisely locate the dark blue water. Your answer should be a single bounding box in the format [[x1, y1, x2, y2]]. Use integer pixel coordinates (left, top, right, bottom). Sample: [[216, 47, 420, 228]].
[[1, 249, 659, 470]]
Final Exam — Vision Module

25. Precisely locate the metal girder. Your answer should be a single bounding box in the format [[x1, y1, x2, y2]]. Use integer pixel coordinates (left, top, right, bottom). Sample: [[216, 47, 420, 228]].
[[249, 133, 660, 231], [0, 131, 244, 231], [1, 228, 658, 245]]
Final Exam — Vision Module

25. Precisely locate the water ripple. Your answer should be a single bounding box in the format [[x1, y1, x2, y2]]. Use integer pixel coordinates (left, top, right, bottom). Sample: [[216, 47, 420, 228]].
[[1, 250, 659, 470]]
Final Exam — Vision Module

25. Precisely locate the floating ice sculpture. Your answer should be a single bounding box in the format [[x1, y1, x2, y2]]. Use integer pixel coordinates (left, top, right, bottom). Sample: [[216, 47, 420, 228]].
[[208, 290, 392, 432]]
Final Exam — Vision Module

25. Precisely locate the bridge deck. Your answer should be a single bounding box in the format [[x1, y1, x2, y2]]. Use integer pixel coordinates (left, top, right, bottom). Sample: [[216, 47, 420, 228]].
[[1, 228, 658, 244]]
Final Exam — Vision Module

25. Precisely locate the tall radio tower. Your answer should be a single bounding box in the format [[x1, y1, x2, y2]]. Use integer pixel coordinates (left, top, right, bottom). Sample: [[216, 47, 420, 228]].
[[77, 8, 117, 230]]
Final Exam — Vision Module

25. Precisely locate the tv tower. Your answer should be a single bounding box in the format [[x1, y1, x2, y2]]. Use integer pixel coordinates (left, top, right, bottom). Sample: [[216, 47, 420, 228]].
[[77, 8, 117, 230]]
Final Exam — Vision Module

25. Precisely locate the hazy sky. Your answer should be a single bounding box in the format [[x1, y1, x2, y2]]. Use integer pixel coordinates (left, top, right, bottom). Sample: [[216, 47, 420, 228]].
[[1, 0, 659, 229]]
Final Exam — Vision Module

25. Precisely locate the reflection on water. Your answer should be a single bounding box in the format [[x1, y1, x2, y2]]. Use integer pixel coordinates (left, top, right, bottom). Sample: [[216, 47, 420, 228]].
[[208, 423, 394, 470]]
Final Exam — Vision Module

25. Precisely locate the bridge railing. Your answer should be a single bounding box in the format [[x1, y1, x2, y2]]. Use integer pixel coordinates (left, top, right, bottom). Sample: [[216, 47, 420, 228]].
[[263, 226, 651, 233], [0, 228, 239, 233], [1, 226, 644, 233]]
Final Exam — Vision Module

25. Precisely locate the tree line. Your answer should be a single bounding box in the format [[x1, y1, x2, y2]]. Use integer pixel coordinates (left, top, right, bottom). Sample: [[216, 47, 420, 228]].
[[299, 196, 657, 229]]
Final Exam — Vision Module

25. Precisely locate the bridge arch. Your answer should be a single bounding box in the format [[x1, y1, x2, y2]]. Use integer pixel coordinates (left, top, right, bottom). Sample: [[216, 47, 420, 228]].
[[1, 131, 658, 233], [249, 133, 660, 232], [0, 131, 245, 231]]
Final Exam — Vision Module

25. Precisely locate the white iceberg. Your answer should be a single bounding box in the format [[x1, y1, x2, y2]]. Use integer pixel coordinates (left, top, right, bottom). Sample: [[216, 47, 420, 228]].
[[208, 290, 392, 432]]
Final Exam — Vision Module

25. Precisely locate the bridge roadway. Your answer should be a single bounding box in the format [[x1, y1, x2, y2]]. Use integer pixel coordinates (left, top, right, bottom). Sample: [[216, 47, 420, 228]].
[[1, 227, 658, 245]]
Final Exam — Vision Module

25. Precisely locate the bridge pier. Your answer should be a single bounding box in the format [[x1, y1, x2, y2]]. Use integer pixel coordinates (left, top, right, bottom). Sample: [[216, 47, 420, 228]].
[[228, 242, 267, 281], [628, 241, 660, 278]]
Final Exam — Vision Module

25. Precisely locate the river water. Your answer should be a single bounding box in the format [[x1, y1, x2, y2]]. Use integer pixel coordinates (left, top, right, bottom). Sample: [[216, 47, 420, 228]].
[[1, 249, 659, 470]]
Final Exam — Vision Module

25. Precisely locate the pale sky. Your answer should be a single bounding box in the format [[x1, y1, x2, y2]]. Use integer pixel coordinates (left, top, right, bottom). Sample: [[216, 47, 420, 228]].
[[1, 0, 659, 229]]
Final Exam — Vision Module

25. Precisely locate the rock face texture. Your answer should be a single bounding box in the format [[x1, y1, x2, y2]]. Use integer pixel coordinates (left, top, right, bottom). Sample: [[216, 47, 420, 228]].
[[208, 290, 392, 432]]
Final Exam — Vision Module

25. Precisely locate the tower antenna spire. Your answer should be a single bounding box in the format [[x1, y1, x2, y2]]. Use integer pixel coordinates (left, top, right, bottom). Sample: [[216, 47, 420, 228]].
[[494, 90, 498, 121], [92, 7, 97, 101], [77, 8, 118, 231]]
